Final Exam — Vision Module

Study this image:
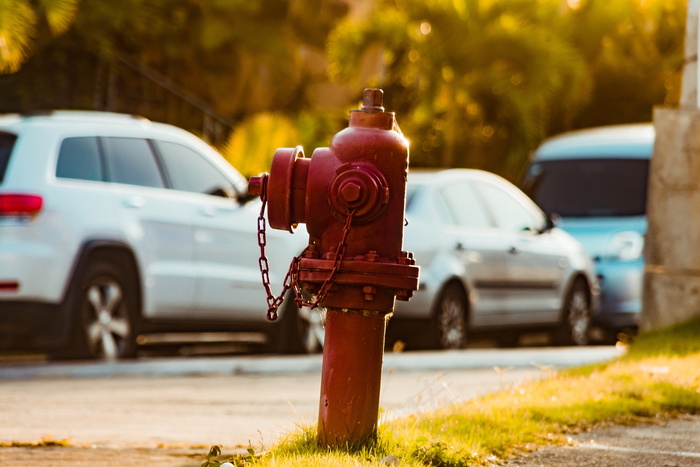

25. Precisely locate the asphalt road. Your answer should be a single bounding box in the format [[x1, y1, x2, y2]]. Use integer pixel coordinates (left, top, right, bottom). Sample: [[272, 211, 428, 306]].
[[0, 346, 623, 451]]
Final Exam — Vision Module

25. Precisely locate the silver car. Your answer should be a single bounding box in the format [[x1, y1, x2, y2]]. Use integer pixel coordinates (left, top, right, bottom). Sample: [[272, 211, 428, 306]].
[[392, 169, 599, 349], [0, 112, 311, 360]]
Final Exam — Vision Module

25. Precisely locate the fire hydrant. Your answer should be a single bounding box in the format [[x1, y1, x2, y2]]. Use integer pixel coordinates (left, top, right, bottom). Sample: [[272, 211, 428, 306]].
[[248, 88, 419, 447]]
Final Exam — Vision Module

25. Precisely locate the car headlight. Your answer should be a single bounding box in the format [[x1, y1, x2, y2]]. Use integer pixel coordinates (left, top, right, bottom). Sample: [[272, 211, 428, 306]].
[[607, 231, 644, 261]]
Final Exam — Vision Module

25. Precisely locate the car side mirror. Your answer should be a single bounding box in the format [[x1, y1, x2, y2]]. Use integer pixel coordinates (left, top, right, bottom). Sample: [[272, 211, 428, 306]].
[[236, 189, 260, 205], [543, 213, 560, 232]]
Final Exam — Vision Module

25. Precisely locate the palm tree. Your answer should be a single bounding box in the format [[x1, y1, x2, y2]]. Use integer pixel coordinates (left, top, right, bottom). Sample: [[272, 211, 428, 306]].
[[327, 0, 588, 179], [0, 0, 77, 74], [560, 0, 685, 129]]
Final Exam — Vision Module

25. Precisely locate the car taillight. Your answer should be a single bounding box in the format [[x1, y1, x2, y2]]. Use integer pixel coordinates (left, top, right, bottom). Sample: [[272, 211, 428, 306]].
[[0, 281, 20, 292], [0, 193, 44, 218]]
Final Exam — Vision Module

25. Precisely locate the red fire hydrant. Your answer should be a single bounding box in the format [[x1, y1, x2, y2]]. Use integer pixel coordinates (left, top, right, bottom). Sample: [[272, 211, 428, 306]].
[[248, 88, 419, 447]]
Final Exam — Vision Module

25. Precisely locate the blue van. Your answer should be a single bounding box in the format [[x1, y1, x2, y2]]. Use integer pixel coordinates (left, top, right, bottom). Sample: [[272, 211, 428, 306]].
[[521, 124, 654, 340]]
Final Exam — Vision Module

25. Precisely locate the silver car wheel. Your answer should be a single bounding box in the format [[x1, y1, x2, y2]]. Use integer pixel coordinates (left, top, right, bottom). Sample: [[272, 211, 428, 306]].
[[296, 305, 326, 353], [555, 280, 591, 346], [435, 284, 468, 350], [569, 288, 590, 345], [84, 281, 130, 361]]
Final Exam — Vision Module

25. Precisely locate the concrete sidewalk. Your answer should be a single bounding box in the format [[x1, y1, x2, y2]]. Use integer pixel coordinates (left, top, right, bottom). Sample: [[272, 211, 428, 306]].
[[505, 414, 700, 466]]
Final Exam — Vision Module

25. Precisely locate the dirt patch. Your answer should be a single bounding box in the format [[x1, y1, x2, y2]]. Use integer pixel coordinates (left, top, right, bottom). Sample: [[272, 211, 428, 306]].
[[0, 446, 210, 467]]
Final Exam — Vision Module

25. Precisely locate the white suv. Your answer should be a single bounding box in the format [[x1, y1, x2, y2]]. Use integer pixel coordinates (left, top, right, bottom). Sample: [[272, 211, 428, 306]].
[[0, 111, 312, 360]]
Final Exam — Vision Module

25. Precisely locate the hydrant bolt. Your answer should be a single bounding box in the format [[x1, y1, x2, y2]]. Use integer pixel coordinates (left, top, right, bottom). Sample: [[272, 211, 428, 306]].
[[340, 182, 362, 203], [396, 289, 412, 301]]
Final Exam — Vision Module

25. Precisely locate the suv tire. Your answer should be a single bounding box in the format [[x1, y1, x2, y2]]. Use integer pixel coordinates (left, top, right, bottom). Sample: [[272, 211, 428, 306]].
[[54, 253, 139, 360]]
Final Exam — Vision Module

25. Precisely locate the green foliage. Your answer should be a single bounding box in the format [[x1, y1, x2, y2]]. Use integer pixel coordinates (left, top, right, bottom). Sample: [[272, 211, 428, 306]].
[[0, 0, 687, 180], [218, 108, 349, 178], [202, 444, 222, 467], [221, 113, 300, 178], [0, 0, 78, 73], [327, 0, 590, 179], [326, 0, 685, 179], [624, 317, 700, 359]]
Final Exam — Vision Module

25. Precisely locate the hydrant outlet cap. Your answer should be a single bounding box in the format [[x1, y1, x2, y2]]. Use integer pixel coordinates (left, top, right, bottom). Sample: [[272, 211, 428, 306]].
[[248, 175, 265, 197]]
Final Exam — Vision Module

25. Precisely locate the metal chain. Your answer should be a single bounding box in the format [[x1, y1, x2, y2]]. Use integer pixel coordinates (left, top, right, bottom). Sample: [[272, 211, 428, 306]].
[[292, 208, 354, 310], [255, 173, 354, 321]]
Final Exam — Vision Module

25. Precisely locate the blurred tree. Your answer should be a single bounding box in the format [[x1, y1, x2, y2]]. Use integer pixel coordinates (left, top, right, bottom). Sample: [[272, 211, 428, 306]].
[[326, 0, 685, 179], [67, 0, 306, 135], [0, 0, 350, 148], [0, 0, 686, 177], [220, 107, 350, 178], [0, 0, 77, 74], [327, 0, 588, 179], [559, 0, 685, 131], [222, 112, 300, 178]]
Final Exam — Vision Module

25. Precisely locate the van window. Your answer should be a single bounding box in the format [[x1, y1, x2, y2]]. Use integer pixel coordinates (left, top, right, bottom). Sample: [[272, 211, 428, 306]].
[[522, 158, 649, 217]]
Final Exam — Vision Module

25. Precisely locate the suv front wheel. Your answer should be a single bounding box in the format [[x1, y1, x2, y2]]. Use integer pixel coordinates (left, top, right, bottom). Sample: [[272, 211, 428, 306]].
[[54, 254, 139, 361]]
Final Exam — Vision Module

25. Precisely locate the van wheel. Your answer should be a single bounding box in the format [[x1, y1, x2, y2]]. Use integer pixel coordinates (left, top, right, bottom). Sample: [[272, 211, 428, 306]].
[[55, 256, 138, 360], [553, 279, 591, 346], [432, 283, 469, 350]]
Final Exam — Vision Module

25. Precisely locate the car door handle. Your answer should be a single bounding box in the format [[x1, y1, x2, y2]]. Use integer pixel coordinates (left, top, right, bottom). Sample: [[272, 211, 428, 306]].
[[122, 197, 145, 208], [198, 206, 218, 217]]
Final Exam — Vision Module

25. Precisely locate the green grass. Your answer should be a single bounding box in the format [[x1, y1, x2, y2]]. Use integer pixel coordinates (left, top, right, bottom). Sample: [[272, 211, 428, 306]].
[[203, 317, 700, 467]]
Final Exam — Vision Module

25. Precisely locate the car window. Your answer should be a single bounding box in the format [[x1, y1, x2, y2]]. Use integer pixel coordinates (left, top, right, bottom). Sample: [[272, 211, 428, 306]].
[[155, 140, 234, 198], [102, 137, 165, 188], [0, 132, 17, 183], [521, 158, 649, 217], [475, 180, 541, 232], [438, 182, 491, 228], [56, 137, 103, 181]]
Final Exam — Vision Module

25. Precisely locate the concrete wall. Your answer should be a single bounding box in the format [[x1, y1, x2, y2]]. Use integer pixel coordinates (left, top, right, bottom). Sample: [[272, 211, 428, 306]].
[[641, 107, 700, 330]]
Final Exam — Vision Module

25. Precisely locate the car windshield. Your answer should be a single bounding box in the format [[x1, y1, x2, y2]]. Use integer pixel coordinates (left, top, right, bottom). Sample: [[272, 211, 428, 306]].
[[0, 131, 17, 184], [521, 158, 649, 217]]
